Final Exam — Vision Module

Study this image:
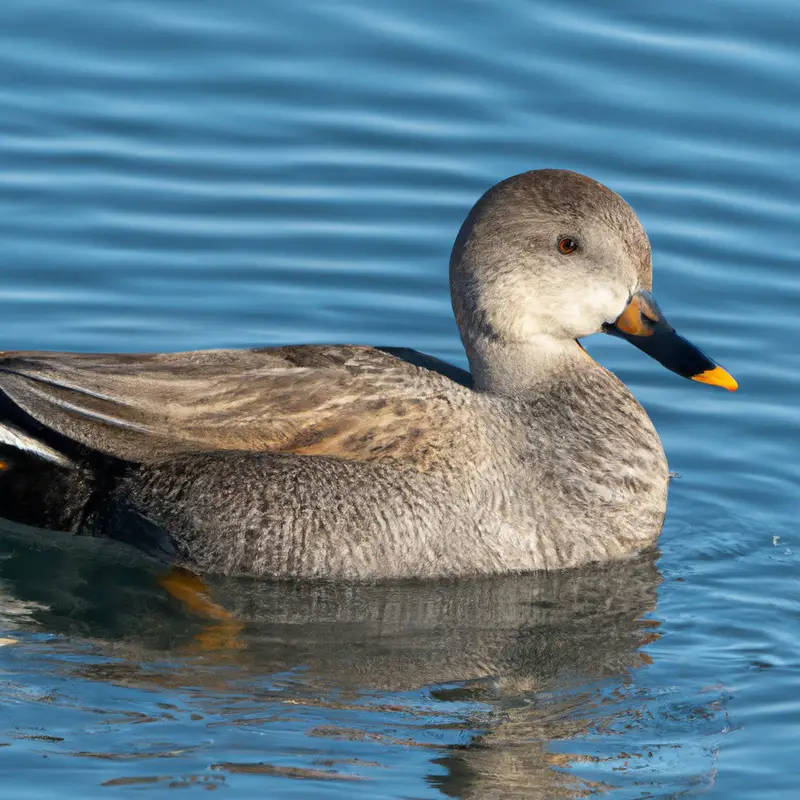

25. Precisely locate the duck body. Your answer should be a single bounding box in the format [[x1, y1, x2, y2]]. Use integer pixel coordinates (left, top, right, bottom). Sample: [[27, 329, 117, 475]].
[[0, 343, 666, 579], [117, 355, 668, 579], [0, 170, 732, 579]]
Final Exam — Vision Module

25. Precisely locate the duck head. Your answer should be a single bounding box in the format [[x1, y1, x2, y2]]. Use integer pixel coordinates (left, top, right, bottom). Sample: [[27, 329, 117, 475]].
[[450, 169, 736, 393]]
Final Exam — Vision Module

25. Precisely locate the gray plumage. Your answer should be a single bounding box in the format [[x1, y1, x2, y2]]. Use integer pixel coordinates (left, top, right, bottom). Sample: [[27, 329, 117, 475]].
[[0, 169, 672, 578]]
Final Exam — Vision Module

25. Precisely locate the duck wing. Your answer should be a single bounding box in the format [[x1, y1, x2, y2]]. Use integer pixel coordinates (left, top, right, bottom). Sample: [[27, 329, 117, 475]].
[[0, 345, 472, 465]]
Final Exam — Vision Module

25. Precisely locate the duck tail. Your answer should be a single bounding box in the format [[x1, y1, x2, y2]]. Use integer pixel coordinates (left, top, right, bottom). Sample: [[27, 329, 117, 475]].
[[0, 421, 95, 533], [0, 422, 77, 469]]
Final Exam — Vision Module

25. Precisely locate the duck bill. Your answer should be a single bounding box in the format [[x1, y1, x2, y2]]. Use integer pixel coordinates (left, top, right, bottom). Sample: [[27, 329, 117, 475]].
[[602, 290, 737, 391]]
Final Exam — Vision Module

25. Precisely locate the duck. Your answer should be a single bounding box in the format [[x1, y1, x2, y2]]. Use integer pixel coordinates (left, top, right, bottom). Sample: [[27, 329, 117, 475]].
[[0, 169, 736, 580]]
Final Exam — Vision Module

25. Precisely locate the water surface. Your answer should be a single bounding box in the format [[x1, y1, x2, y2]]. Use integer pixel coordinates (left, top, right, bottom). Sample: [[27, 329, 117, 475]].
[[0, 0, 798, 796]]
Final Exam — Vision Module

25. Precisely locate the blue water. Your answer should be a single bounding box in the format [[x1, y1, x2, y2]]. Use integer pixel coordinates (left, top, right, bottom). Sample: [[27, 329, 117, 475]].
[[0, 0, 798, 796]]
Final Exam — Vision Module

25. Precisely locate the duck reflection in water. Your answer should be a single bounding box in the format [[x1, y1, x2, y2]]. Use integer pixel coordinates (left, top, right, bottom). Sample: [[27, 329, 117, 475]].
[[0, 526, 721, 797]]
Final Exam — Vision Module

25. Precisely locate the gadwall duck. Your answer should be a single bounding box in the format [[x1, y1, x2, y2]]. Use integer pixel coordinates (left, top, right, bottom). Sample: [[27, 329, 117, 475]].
[[0, 170, 736, 579]]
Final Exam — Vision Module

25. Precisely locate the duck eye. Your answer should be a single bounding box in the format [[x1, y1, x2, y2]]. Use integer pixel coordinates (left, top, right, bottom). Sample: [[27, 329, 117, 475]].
[[558, 237, 578, 255]]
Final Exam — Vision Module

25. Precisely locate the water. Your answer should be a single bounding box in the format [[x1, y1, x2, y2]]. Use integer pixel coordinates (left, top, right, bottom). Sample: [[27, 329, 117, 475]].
[[0, 0, 798, 795]]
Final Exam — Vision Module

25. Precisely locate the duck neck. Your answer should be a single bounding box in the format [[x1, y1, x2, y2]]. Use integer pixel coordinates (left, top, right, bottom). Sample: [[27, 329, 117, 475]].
[[464, 334, 593, 395]]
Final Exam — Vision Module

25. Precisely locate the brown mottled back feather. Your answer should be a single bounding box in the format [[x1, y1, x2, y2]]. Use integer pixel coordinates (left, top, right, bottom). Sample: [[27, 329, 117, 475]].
[[0, 345, 472, 468]]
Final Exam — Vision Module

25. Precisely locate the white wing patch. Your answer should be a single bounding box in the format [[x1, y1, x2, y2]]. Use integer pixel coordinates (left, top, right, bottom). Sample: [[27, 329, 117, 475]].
[[0, 422, 76, 469]]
